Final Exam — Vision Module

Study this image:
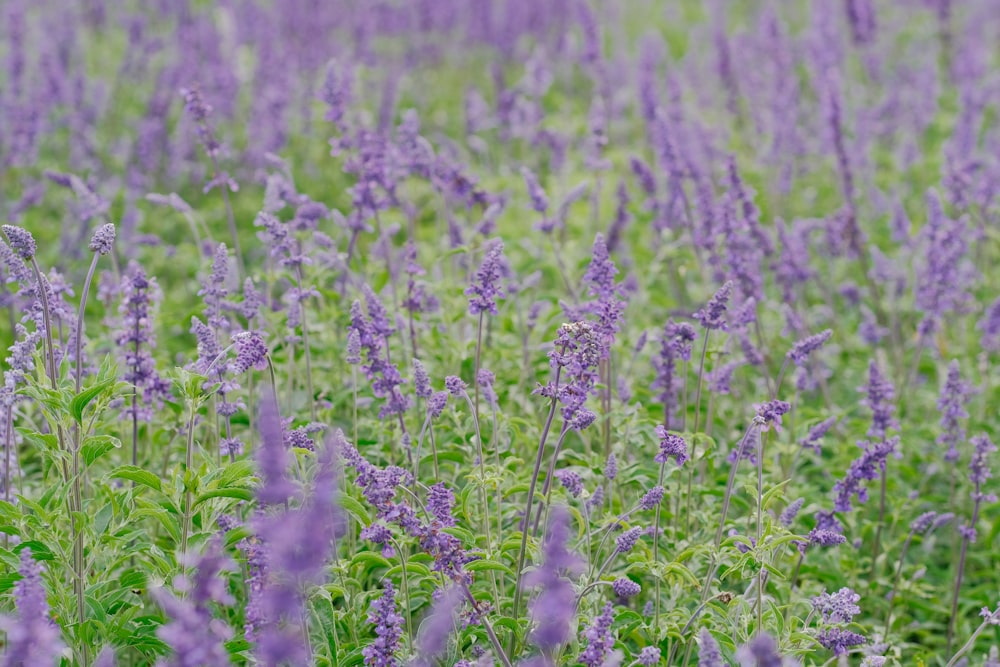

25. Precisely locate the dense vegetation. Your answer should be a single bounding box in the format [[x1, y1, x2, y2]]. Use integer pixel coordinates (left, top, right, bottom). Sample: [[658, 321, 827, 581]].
[[0, 0, 998, 665]]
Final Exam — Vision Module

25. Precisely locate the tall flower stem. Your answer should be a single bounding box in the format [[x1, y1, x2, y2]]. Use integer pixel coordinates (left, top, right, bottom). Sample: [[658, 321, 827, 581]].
[[473, 313, 484, 417], [461, 584, 513, 667], [653, 460, 667, 633], [181, 396, 197, 555], [685, 333, 710, 531], [458, 389, 500, 605], [509, 367, 562, 652], [530, 424, 570, 535], [755, 426, 765, 636], [946, 485, 986, 653], [869, 464, 889, 583], [883, 528, 917, 638], [294, 265, 317, 420]]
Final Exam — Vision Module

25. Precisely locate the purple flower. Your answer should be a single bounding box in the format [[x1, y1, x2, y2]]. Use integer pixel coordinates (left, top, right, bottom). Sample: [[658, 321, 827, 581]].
[[735, 633, 784, 666], [360, 523, 395, 557], [969, 434, 997, 500], [478, 368, 498, 405], [231, 332, 269, 374], [414, 586, 464, 664], [914, 189, 976, 337], [445, 376, 467, 397], [556, 470, 583, 498], [88, 223, 116, 255], [1, 225, 37, 260], [347, 330, 362, 365], [363, 582, 404, 667], [115, 262, 170, 421], [816, 627, 866, 656], [812, 587, 861, 623], [860, 361, 898, 440], [694, 281, 733, 331], [428, 391, 449, 418], [578, 602, 615, 667], [780, 498, 805, 527], [155, 539, 236, 667], [639, 486, 664, 511], [938, 360, 973, 462], [787, 329, 832, 365], [413, 360, 432, 399], [755, 400, 791, 430], [604, 453, 618, 481], [698, 629, 724, 666], [427, 483, 457, 527], [612, 577, 641, 599], [0, 549, 63, 665], [526, 507, 583, 652], [978, 297, 1000, 351], [466, 239, 506, 316], [521, 167, 549, 214], [637, 646, 661, 666], [616, 527, 643, 553], [654, 426, 688, 466], [800, 417, 837, 455], [832, 437, 899, 513]]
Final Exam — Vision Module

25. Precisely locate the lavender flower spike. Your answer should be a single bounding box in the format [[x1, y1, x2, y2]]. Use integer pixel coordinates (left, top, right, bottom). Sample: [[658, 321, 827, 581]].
[[1, 225, 37, 260], [414, 586, 464, 665], [466, 239, 506, 316], [88, 223, 116, 255], [0, 549, 64, 665], [787, 329, 832, 365], [363, 582, 404, 667], [694, 281, 734, 330]]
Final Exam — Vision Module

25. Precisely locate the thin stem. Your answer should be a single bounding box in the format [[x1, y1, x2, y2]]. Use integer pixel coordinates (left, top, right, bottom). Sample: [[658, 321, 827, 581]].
[[294, 265, 317, 421], [869, 465, 889, 584], [461, 584, 513, 667], [755, 426, 765, 636], [882, 530, 915, 638], [531, 424, 570, 535], [474, 313, 484, 419], [509, 366, 562, 654], [458, 389, 500, 606], [29, 259, 59, 389], [653, 460, 667, 635], [946, 613, 996, 667], [947, 494, 983, 654], [74, 253, 100, 393], [692, 333, 710, 436], [181, 397, 197, 555]]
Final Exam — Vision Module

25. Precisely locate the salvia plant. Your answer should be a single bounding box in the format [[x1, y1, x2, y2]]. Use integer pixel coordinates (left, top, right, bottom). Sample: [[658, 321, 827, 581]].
[[0, 1, 999, 666]]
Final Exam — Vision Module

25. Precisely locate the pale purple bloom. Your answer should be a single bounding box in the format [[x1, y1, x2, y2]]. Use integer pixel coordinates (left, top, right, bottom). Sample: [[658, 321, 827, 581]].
[[445, 376, 467, 397], [578, 602, 615, 667], [860, 361, 897, 440], [556, 470, 583, 498], [812, 587, 861, 623], [414, 586, 463, 665], [612, 577, 641, 598], [521, 167, 549, 214], [938, 360, 973, 462], [694, 281, 733, 330], [88, 223, 116, 255], [363, 582, 404, 667], [655, 426, 688, 466], [0, 550, 63, 665], [466, 239, 506, 316], [787, 329, 832, 365], [616, 527, 643, 553], [698, 629, 724, 666], [428, 391, 448, 418], [413, 360, 432, 399], [800, 417, 837, 455], [735, 633, 784, 666], [231, 331, 268, 374], [780, 498, 805, 527], [638, 646, 661, 666], [833, 437, 898, 513], [604, 453, 618, 481], [639, 486, 664, 511], [816, 627, 866, 656], [1, 225, 36, 260], [155, 539, 236, 667], [526, 507, 583, 652]]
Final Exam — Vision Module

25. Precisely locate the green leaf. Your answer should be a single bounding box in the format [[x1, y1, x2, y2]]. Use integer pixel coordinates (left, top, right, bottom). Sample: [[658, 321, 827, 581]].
[[14, 541, 55, 561], [216, 460, 255, 487], [71, 378, 117, 423], [83, 435, 122, 467], [465, 559, 516, 576], [193, 488, 255, 507], [108, 466, 162, 492]]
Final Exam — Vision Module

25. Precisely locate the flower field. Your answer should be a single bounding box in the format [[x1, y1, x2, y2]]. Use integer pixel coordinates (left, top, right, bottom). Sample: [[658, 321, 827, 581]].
[[1, 0, 999, 665]]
